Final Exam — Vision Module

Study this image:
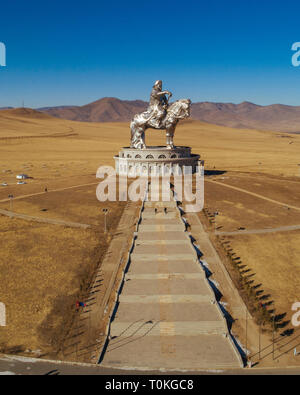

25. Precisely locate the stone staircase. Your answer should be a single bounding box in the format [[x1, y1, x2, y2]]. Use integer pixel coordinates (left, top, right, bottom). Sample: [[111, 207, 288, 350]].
[[101, 197, 243, 370]]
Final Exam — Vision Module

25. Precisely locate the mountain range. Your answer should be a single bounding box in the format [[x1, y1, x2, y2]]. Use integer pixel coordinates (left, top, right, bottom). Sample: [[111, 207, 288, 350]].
[[38, 98, 147, 123], [2, 98, 300, 133]]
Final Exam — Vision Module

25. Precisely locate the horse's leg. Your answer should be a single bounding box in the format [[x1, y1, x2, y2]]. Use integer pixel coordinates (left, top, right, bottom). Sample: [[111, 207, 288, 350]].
[[140, 127, 146, 149], [166, 126, 175, 149], [135, 127, 146, 149]]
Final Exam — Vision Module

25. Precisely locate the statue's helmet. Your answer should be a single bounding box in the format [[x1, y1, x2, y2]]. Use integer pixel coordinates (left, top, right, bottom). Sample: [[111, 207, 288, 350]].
[[153, 80, 162, 88]]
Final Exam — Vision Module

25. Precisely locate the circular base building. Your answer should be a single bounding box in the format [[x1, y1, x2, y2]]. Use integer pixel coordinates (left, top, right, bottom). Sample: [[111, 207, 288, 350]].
[[114, 146, 200, 177]]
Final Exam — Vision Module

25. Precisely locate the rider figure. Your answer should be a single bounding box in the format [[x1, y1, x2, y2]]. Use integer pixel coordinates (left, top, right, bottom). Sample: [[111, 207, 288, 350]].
[[148, 80, 172, 128]]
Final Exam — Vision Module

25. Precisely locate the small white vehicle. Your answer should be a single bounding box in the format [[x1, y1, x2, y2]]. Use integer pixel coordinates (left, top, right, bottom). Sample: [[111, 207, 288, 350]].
[[16, 174, 29, 180], [17, 181, 26, 185], [1, 182, 8, 186]]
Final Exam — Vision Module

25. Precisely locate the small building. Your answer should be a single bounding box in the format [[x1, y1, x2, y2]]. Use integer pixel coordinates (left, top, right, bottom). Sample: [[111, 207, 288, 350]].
[[16, 174, 29, 180]]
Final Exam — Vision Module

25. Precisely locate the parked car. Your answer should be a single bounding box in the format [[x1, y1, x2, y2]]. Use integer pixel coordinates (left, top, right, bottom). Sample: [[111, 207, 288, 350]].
[[17, 181, 26, 185], [16, 174, 29, 180], [1, 182, 8, 186]]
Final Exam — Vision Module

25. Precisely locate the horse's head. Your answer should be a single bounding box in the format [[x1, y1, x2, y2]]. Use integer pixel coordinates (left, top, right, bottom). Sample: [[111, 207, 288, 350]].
[[168, 99, 191, 120]]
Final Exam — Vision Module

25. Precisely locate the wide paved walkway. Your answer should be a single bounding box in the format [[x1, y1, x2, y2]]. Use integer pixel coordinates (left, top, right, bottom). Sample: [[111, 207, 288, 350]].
[[101, 195, 243, 370]]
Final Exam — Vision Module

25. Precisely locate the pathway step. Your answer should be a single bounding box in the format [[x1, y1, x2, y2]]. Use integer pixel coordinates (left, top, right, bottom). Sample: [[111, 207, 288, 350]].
[[131, 254, 195, 261], [136, 231, 188, 241], [138, 224, 185, 231], [144, 201, 177, 208], [103, 334, 242, 370], [135, 239, 188, 245], [132, 244, 194, 256], [125, 273, 205, 280], [110, 321, 227, 338], [119, 294, 214, 304], [114, 302, 224, 322], [121, 277, 213, 296], [142, 218, 181, 225], [129, 254, 196, 262], [127, 260, 203, 274]]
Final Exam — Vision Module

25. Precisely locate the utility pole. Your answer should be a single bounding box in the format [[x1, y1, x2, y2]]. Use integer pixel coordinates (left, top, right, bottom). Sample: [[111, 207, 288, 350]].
[[272, 312, 276, 360], [259, 322, 261, 360], [259, 321, 264, 360]]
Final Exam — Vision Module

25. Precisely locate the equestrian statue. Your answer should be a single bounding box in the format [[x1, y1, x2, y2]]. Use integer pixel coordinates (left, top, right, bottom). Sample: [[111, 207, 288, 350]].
[[130, 80, 191, 150]]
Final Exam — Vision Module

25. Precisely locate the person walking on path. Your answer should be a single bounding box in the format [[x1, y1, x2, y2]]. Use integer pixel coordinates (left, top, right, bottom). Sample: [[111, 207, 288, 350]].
[[76, 301, 86, 312]]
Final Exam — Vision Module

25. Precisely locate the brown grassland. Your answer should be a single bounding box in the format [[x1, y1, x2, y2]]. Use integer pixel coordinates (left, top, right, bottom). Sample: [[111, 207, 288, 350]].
[[201, 177, 300, 328], [0, 109, 299, 361], [0, 216, 100, 353], [229, 230, 300, 322]]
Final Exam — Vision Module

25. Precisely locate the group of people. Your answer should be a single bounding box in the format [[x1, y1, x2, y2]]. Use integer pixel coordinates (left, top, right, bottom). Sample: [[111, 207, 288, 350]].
[[154, 207, 168, 214]]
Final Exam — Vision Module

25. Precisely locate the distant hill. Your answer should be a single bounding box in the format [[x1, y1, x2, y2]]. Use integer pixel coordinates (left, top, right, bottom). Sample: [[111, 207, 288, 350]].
[[36, 98, 300, 133], [0, 108, 72, 139], [0, 107, 54, 120], [190, 101, 300, 133], [3, 99, 300, 133], [39, 98, 148, 123]]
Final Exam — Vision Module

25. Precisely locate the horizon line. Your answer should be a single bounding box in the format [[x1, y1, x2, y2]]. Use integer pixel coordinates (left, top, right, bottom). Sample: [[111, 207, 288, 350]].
[[1, 97, 300, 110]]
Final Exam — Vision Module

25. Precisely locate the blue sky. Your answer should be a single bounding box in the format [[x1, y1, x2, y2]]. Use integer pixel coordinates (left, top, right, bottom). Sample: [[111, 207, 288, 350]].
[[0, 0, 300, 108]]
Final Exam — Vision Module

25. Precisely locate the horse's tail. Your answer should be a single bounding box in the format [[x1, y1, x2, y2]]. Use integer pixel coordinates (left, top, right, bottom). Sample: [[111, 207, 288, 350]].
[[130, 119, 136, 137]]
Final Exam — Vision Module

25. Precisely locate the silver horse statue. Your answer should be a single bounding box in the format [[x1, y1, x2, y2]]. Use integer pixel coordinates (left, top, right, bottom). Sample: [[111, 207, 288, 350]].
[[130, 80, 191, 149]]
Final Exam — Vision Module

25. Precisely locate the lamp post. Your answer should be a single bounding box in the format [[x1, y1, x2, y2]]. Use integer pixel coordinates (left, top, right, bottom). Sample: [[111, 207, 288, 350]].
[[214, 211, 219, 233], [8, 194, 14, 211], [102, 208, 109, 233], [246, 307, 248, 360], [259, 322, 261, 360], [272, 305, 276, 361]]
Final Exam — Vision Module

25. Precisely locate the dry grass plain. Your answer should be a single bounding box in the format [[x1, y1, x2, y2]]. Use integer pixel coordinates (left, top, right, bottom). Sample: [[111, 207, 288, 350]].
[[229, 230, 300, 323], [0, 216, 100, 354], [0, 110, 131, 356], [200, 174, 300, 364], [0, 199, 126, 356], [0, 108, 299, 362], [0, 185, 123, 227]]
